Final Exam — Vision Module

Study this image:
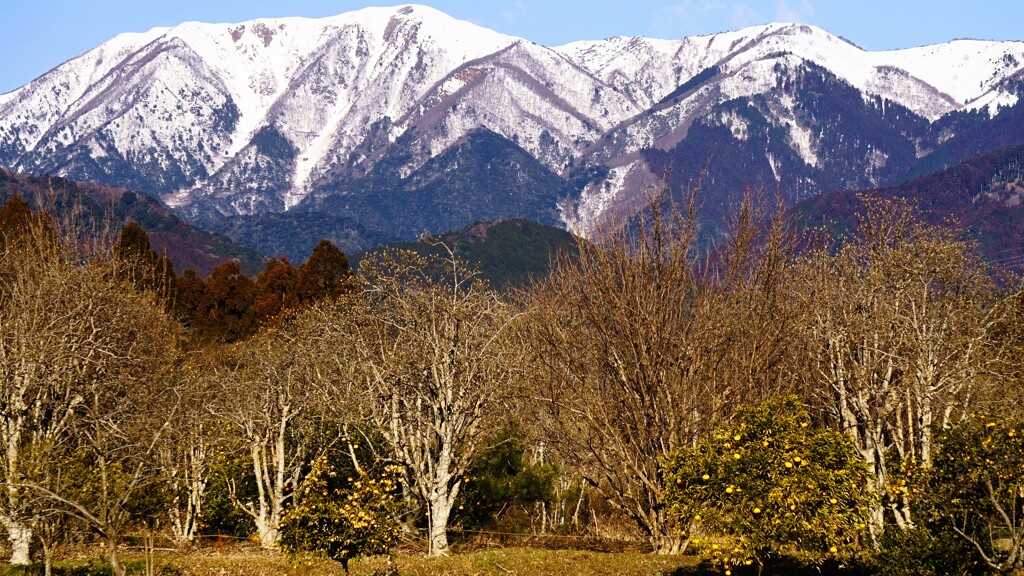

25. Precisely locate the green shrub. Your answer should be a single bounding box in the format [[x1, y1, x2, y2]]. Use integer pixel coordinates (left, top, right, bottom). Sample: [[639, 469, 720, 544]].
[[872, 526, 984, 576], [200, 453, 256, 538], [453, 428, 557, 533]]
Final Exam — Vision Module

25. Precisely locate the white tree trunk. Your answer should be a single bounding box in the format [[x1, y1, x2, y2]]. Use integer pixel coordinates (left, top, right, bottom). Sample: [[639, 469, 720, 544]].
[[427, 495, 452, 556], [251, 444, 282, 549], [5, 520, 31, 565], [255, 511, 279, 550]]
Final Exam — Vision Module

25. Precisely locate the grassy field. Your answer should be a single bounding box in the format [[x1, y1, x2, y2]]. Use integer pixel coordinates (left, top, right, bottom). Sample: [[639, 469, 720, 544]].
[[2, 546, 706, 576]]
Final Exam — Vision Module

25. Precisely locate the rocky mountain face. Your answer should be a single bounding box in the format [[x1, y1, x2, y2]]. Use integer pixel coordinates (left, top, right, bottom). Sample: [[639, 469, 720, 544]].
[[1, 5, 1023, 259]]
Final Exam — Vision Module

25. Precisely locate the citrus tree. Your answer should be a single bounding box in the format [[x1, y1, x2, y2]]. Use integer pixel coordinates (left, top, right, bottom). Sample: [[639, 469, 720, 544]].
[[662, 396, 872, 573], [925, 416, 1024, 574], [280, 456, 401, 571]]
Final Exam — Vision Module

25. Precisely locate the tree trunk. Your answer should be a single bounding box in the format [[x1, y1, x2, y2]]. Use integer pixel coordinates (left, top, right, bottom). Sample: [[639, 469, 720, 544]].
[[427, 500, 451, 556], [863, 445, 889, 546], [4, 519, 32, 565], [400, 481, 417, 536], [920, 395, 934, 465], [108, 536, 125, 576], [652, 534, 687, 555], [41, 537, 53, 576], [255, 511, 279, 549], [647, 506, 686, 555], [169, 464, 205, 546]]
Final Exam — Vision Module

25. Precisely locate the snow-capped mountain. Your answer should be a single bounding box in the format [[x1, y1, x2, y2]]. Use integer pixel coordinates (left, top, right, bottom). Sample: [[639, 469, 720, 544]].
[[1, 5, 1023, 257]]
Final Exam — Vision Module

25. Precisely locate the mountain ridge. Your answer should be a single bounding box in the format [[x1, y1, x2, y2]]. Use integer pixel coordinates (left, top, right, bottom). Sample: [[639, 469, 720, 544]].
[[0, 169, 264, 277], [794, 142, 1024, 271], [2, 5, 1023, 255]]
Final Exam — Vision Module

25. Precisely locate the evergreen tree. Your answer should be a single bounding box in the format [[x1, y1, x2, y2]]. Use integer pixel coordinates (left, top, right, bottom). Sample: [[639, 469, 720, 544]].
[[298, 240, 354, 303]]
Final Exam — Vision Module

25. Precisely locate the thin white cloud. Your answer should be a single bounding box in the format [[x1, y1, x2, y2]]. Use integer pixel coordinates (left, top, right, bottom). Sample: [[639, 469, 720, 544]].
[[660, 1, 771, 36], [774, 0, 815, 23], [659, 0, 815, 36], [730, 3, 761, 28], [666, 0, 729, 20], [501, 0, 528, 23]]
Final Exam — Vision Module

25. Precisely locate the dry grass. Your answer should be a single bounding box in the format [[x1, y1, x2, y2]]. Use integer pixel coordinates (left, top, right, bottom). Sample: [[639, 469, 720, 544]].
[[23, 546, 704, 576], [351, 547, 700, 576]]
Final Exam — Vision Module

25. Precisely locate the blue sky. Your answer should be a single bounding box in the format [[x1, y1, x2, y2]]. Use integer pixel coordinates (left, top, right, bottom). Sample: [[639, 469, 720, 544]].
[[3, 0, 1023, 94]]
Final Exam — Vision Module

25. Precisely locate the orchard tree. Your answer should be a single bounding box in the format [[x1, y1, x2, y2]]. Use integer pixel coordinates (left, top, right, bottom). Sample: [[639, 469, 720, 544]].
[[797, 198, 1000, 538], [0, 218, 182, 569], [925, 416, 1024, 574], [0, 206, 179, 568], [663, 396, 873, 573], [211, 299, 361, 548], [39, 318, 182, 576], [212, 333, 317, 548], [350, 247, 519, 556], [158, 358, 217, 546], [521, 192, 803, 553], [281, 456, 402, 571]]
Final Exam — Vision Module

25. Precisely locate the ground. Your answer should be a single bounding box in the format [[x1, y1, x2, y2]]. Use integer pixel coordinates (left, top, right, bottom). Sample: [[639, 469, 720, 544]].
[[0, 546, 704, 576]]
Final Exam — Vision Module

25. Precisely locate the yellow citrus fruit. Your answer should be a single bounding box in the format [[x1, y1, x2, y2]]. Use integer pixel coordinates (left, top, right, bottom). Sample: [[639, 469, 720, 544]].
[[702, 474, 710, 480], [726, 486, 734, 493], [830, 498, 838, 504], [830, 546, 838, 553], [734, 435, 741, 441], [753, 507, 761, 514], [785, 462, 793, 468], [734, 453, 741, 459]]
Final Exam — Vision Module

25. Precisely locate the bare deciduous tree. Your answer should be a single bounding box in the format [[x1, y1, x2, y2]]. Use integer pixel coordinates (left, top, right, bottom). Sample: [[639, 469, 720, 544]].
[[348, 247, 519, 556], [158, 360, 214, 547], [797, 198, 1001, 541], [210, 301, 358, 549], [520, 193, 802, 553], [0, 209, 180, 570]]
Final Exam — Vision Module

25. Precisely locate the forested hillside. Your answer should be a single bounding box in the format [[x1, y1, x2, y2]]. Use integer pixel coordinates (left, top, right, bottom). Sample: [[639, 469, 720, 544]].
[[353, 218, 580, 291], [0, 169, 263, 276], [795, 143, 1024, 271]]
